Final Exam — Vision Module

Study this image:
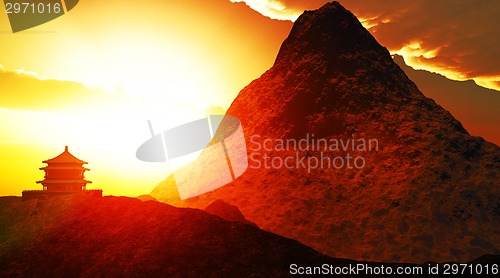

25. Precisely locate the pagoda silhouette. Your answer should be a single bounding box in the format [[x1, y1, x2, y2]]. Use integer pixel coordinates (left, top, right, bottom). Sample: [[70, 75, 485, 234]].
[[22, 146, 102, 201]]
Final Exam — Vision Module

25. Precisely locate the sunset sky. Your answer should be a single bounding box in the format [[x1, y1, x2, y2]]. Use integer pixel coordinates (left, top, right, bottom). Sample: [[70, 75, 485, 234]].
[[1, 0, 498, 196]]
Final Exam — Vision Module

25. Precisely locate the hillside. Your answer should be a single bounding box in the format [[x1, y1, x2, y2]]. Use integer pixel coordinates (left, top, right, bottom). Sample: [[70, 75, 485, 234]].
[[0, 195, 336, 277]]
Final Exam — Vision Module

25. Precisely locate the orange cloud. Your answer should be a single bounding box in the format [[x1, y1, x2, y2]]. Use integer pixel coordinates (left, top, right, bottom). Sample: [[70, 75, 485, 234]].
[[230, 0, 304, 20], [0, 66, 127, 112], [232, 0, 500, 91], [230, 0, 326, 20]]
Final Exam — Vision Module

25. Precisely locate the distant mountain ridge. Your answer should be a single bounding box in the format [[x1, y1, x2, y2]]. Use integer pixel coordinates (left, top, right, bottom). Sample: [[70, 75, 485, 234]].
[[393, 55, 500, 145], [151, 1, 500, 263]]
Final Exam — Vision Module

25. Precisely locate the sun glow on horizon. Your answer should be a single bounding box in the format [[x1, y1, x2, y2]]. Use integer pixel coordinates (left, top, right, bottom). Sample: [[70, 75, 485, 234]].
[[0, 0, 295, 197], [0, 104, 216, 197]]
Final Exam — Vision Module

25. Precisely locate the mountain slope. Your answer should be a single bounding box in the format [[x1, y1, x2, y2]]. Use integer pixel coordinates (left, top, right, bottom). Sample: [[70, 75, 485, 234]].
[[151, 2, 500, 263]]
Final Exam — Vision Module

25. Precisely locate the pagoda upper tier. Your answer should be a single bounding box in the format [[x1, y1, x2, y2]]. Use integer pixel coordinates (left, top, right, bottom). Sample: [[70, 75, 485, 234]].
[[36, 146, 92, 192]]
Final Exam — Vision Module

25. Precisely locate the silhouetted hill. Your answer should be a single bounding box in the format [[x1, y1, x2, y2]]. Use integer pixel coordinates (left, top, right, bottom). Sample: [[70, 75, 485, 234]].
[[0, 196, 335, 277], [151, 1, 500, 263], [136, 194, 158, 202], [2, 196, 498, 277], [205, 199, 257, 226]]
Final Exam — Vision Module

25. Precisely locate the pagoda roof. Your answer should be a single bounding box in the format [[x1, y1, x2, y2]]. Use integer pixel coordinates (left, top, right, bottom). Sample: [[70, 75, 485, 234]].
[[36, 179, 92, 184], [40, 166, 90, 171], [42, 146, 88, 164]]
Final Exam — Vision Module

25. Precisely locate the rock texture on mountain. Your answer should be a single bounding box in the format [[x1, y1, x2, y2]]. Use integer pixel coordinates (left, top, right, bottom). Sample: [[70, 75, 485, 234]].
[[151, 2, 500, 263]]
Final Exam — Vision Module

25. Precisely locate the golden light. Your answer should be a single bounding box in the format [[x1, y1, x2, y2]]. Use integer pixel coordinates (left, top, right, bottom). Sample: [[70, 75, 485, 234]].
[[0, 0, 292, 197]]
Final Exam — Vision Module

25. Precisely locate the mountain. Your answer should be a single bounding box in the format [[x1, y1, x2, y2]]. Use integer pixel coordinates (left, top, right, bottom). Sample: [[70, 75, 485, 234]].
[[151, 2, 500, 263]]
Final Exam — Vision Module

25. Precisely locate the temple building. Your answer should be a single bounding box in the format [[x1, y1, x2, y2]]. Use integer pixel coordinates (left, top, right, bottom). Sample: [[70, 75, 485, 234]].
[[22, 146, 102, 201]]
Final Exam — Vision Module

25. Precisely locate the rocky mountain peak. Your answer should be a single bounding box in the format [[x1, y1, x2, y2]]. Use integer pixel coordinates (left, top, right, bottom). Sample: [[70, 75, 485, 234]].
[[228, 1, 467, 140], [274, 1, 383, 70]]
